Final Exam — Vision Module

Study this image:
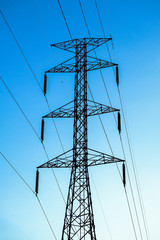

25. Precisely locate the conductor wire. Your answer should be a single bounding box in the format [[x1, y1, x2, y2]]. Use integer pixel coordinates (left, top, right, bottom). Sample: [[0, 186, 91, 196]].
[[93, 1, 150, 239], [0, 9, 43, 92], [77, 0, 140, 239], [57, 0, 73, 40], [57, 0, 138, 239], [0, 152, 57, 240], [0, 9, 66, 154], [0, 10, 79, 239], [0, 9, 68, 200], [0, 75, 67, 204]]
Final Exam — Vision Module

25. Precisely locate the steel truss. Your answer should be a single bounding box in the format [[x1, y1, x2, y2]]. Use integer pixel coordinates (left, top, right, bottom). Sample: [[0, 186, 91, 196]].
[[38, 38, 124, 240], [43, 100, 119, 118]]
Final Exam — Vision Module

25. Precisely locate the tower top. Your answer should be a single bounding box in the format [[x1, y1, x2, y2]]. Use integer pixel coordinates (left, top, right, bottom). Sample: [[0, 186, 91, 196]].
[[51, 37, 112, 53]]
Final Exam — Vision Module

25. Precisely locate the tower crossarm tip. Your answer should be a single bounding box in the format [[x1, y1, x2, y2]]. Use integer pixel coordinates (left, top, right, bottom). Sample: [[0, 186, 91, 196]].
[[45, 56, 75, 73], [43, 101, 74, 118], [38, 149, 73, 168], [87, 100, 119, 116], [87, 56, 117, 71], [87, 148, 124, 167]]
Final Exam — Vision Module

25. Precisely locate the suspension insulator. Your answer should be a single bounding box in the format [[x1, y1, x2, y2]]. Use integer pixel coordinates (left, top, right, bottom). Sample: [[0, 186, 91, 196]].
[[41, 119, 45, 142], [35, 169, 39, 195], [118, 112, 121, 134], [116, 66, 119, 86], [44, 73, 47, 95], [122, 163, 126, 187]]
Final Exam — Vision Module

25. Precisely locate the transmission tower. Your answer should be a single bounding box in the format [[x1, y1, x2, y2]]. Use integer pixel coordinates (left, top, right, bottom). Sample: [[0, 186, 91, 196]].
[[36, 38, 124, 240]]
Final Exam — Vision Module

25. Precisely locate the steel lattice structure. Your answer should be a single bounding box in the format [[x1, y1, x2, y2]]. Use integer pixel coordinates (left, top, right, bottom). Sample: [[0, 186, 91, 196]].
[[37, 38, 124, 240]]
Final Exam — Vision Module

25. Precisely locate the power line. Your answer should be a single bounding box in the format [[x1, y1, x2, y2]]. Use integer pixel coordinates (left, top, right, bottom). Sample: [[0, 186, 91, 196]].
[[78, 1, 150, 239], [55, 1, 120, 238], [36, 196, 58, 240], [0, 75, 67, 205], [56, 0, 139, 239], [90, 173, 113, 240], [129, 140, 151, 240], [31, 0, 51, 44], [29, 1, 141, 238], [0, 9, 43, 92], [0, 76, 40, 141], [1, 2, 148, 240], [0, 151, 35, 195], [0, 10, 79, 239], [0, 9, 66, 154], [0, 9, 67, 202], [78, 0, 150, 239], [57, 0, 73, 40], [92, 1, 145, 238], [93, 1, 150, 239], [94, 0, 113, 64], [0, 152, 57, 240], [77, 1, 140, 239], [118, 88, 150, 240], [87, 83, 123, 180]]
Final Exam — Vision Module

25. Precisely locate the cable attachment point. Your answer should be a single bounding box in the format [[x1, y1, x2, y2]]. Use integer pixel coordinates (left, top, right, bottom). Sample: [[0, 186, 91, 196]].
[[41, 119, 45, 142], [44, 73, 47, 95], [111, 37, 114, 50], [35, 169, 39, 195], [118, 111, 121, 134], [122, 163, 126, 187], [116, 65, 119, 86]]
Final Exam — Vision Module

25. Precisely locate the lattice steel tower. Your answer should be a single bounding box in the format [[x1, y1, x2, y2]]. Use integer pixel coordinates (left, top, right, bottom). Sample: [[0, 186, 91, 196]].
[[36, 38, 124, 240]]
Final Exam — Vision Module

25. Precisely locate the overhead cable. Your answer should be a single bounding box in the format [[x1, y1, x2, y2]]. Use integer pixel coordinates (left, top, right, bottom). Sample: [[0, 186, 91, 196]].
[[0, 76, 66, 205], [0, 152, 57, 240], [0, 10, 79, 239], [77, 0, 140, 239], [91, 174, 113, 240], [0, 9, 67, 201], [56, 0, 114, 239], [93, 1, 150, 239], [57, 0, 138, 239]]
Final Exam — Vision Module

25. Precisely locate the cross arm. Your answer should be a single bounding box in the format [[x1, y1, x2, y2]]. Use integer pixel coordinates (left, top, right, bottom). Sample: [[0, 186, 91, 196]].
[[42, 100, 119, 119], [51, 38, 112, 53], [45, 56, 117, 74], [37, 148, 124, 169]]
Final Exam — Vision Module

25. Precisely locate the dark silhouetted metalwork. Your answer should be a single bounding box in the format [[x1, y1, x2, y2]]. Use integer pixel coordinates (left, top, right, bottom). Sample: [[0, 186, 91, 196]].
[[122, 163, 126, 187], [44, 73, 47, 95], [38, 148, 124, 169], [116, 65, 119, 86], [41, 119, 44, 142], [43, 100, 119, 119], [35, 169, 39, 195], [37, 38, 124, 240], [118, 111, 121, 134]]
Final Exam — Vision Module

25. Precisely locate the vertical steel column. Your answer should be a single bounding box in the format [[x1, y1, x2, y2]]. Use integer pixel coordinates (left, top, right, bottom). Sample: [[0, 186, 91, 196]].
[[61, 39, 96, 240]]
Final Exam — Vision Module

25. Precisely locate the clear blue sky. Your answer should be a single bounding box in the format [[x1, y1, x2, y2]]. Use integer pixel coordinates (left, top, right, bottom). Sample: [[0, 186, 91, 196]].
[[0, 0, 160, 239]]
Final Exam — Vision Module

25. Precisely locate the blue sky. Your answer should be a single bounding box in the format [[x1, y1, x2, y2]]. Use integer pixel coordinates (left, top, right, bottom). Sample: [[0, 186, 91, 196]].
[[0, 0, 160, 239]]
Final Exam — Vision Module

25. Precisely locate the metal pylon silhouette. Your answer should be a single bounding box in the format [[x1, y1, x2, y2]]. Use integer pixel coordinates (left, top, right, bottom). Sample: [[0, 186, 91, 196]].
[[37, 38, 124, 240]]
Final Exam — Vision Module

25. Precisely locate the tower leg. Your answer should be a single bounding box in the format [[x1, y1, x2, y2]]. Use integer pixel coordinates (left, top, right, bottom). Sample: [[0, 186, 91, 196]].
[[62, 165, 96, 240]]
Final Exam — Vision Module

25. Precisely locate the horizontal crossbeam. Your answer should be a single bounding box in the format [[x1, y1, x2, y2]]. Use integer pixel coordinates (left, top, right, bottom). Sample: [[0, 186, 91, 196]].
[[46, 56, 117, 73], [38, 148, 124, 168], [43, 100, 119, 118], [51, 38, 112, 53]]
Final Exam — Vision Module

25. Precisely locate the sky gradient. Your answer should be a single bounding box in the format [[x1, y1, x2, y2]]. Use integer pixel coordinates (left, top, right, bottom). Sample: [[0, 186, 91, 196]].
[[0, 0, 160, 239]]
